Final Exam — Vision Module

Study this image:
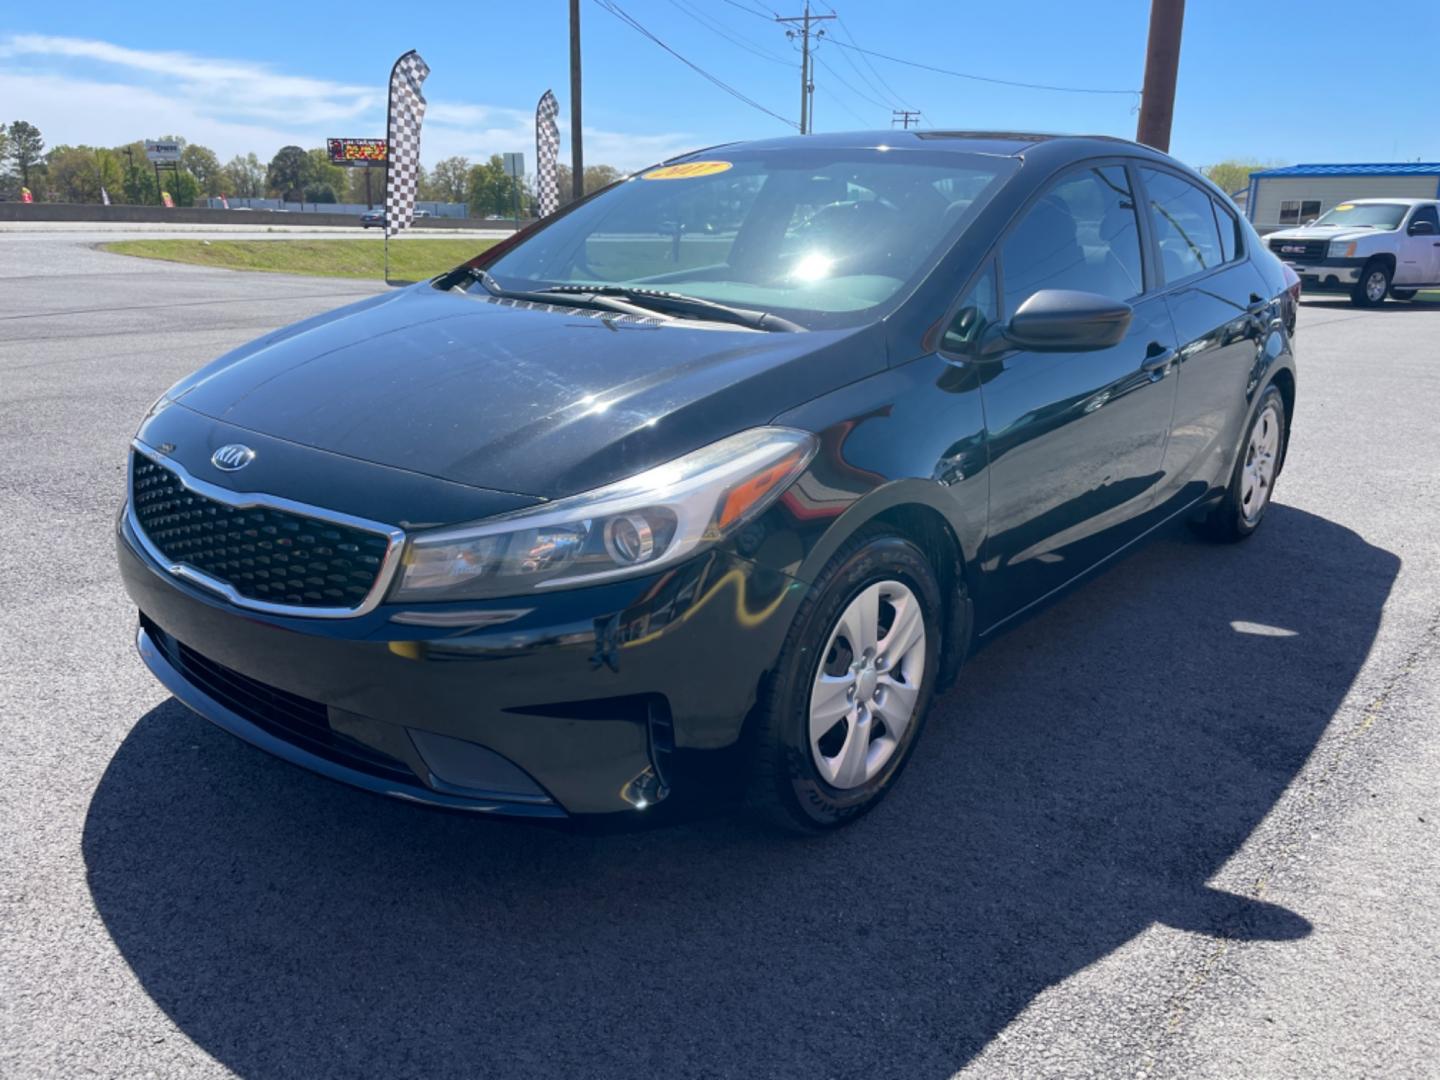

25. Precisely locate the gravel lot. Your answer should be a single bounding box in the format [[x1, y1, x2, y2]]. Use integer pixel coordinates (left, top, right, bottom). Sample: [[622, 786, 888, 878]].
[[2, 232, 1437, 1079]]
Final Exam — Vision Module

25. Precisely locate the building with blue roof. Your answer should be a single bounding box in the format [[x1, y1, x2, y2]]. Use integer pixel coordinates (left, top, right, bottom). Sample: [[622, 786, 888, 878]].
[[1245, 163, 1440, 233]]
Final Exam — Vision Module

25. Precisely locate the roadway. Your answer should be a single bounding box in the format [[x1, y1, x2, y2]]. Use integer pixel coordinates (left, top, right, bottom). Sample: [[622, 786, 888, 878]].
[[1, 231, 1437, 1079]]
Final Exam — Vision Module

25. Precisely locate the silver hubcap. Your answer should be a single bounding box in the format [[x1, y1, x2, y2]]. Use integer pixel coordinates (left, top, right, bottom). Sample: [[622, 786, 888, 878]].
[[1241, 403, 1281, 524], [1366, 271, 1387, 302], [808, 580, 927, 790]]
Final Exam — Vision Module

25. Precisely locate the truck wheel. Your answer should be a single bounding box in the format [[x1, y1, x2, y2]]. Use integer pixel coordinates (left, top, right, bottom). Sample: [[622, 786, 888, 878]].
[[1350, 261, 1391, 307]]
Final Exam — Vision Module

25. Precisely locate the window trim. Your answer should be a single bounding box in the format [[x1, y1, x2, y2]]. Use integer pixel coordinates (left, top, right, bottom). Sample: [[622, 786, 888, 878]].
[[1133, 162, 1236, 293], [1210, 196, 1244, 265]]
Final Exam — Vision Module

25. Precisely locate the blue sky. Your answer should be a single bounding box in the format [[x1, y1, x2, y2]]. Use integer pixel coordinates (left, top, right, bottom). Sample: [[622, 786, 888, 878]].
[[3, 1, 1436, 175]]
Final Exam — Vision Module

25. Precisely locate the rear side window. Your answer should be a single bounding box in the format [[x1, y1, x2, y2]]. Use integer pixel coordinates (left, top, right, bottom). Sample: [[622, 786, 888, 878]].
[[1213, 199, 1241, 263], [1141, 167, 1223, 282], [1000, 165, 1144, 318]]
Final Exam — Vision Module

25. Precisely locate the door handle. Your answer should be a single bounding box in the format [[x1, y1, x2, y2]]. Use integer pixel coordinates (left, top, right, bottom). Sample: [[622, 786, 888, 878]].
[[1140, 342, 1175, 374]]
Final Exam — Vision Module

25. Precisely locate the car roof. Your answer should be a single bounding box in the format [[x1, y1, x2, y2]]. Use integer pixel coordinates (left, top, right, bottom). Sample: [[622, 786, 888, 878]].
[[681, 129, 1156, 161], [1335, 197, 1436, 206]]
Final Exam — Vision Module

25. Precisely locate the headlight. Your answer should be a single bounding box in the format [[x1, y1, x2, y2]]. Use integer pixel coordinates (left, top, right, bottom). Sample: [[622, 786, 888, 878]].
[[391, 427, 818, 601], [1329, 240, 1356, 258]]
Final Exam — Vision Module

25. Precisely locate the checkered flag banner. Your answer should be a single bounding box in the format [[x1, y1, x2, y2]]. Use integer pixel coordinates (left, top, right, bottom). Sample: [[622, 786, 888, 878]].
[[385, 49, 430, 238], [534, 89, 560, 219]]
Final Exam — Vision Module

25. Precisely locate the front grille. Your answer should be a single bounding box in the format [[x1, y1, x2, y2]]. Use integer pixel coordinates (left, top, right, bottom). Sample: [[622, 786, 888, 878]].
[[143, 615, 416, 783], [130, 452, 392, 610], [1268, 237, 1328, 262]]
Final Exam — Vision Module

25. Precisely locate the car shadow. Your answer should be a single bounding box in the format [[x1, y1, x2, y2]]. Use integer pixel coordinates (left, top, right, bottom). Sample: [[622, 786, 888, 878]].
[[83, 505, 1396, 1079]]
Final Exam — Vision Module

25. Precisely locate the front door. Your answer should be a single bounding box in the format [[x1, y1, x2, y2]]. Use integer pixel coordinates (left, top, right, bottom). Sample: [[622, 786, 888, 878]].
[[975, 163, 1178, 625], [1397, 203, 1440, 285]]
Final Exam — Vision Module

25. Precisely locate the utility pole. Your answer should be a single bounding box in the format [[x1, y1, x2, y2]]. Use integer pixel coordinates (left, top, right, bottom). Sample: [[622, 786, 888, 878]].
[[1136, 0, 1185, 152], [891, 110, 921, 129], [569, 0, 584, 201], [776, 2, 834, 134]]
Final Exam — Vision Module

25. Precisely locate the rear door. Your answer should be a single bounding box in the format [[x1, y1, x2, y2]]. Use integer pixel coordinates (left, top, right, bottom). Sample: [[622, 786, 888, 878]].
[[1138, 166, 1272, 511], [973, 161, 1179, 621]]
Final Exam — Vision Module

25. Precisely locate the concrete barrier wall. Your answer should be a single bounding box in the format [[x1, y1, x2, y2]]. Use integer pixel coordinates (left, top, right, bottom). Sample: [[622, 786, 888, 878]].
[[0, 203, 530, 230]]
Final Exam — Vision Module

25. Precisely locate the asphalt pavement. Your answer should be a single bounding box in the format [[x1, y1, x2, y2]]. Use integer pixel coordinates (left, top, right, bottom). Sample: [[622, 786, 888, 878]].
[[2, 232, 1437, 1079]]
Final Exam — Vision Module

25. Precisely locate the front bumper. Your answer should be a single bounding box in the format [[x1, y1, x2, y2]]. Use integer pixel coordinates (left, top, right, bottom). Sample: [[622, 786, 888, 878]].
[[1278, 255, 1366, 290], [119, 512, 805, 817]]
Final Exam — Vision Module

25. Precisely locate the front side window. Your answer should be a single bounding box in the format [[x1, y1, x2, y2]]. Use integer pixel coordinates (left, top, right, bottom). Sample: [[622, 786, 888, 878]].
[[477, 150, 1016, 329], [1141, 167, 1224, 283], [1000, 165, 1144, 318], [1409, 204, 1439, 231]]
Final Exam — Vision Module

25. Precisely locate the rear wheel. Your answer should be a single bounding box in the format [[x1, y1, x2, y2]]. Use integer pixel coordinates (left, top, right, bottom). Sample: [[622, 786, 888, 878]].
[[1350, 260, 1391, 307], [748, 530, 942, 831], [1192, 385, 1287, 543]]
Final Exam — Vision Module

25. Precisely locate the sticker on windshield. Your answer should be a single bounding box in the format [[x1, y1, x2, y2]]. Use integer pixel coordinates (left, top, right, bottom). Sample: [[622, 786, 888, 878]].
[[1334, 203, 1355, 211], [643, 161, 733, 181]]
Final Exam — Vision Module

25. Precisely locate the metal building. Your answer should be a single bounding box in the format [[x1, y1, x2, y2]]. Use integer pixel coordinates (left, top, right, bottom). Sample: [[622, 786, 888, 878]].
[[1245, 163, 1440, 234]]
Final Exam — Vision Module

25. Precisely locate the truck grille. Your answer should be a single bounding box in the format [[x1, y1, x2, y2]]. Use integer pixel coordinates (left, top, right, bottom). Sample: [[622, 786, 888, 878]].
[[130, 450, 393, 611], [1268, 237, 1327, 261]]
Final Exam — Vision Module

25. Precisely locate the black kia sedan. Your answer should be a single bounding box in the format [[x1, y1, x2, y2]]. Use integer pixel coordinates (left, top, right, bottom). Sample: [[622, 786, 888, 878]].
[[118, 131, 1296, 830]]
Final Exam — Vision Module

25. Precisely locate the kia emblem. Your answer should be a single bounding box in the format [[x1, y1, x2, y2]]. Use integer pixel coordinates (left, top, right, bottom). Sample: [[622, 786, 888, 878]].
[[211, 444, 255, 471]]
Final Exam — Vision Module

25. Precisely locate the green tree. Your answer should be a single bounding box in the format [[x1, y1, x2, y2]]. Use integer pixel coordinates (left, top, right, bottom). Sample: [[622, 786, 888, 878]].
[[1201, 159, 1283, 196], [428, 155, 470, 203], [181, 144, 223, 195], [266, 144, 310, 201], [7, 121, 45, 189], [305, 148, 349, 201], [45, 145, 104, 203], [221, 153, 265, 198], [555, 162, 623, 206], [468, 154, 528, 217], [303, 183, 338, 203]]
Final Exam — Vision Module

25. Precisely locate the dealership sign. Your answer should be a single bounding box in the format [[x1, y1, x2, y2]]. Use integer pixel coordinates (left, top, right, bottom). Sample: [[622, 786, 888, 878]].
[[144, 141, 181, 163], [328, 138, 388, 167]]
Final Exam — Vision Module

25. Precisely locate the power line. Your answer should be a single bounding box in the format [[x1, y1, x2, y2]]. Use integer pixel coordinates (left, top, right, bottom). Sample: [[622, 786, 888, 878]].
[[594, 0, 799, 129], [719, 0, 780, 20], [818, 3, 914, 112], [665, 0, 791, 66], [811, 52, 890, 114], [825, 37, 1139, 95]]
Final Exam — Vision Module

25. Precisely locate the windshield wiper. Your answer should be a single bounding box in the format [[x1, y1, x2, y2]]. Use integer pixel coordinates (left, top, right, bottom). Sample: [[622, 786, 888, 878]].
[[538, 284, 804, 333], [462, 268, 659, 318]]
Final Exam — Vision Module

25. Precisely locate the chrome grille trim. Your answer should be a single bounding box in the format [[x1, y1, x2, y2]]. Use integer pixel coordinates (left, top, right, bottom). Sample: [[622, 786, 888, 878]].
[[126, 438, 407, 619]]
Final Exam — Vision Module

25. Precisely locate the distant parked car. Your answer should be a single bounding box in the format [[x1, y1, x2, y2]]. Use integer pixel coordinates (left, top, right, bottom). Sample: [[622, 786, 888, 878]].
[[1265, 197, 1440, 305], [360, 208, 385, 228], [414, 209, 432, 219]]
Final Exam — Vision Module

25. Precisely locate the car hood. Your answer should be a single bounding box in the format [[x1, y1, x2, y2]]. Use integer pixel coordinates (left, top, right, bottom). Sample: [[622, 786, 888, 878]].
[[1266, 226, 1386, 244], [170, 285, 883, 499]]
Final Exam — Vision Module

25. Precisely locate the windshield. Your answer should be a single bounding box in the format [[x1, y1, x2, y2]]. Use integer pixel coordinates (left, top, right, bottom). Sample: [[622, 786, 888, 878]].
[[1311, 202, 1408, 230], [473, 148, 1017, 329]]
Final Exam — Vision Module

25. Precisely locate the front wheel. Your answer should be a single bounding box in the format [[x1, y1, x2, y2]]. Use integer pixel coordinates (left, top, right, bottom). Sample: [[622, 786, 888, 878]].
[[1351, 261, 1391, 307], [748, 530, 943, 831]]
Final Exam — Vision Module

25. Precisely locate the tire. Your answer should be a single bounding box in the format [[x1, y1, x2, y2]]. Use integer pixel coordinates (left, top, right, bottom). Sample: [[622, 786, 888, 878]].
[[1192, 384, 1287, 543], [1391, 288, 1417, 301], [748, 529, 943, 831], [1350, 260, 1391, 307]]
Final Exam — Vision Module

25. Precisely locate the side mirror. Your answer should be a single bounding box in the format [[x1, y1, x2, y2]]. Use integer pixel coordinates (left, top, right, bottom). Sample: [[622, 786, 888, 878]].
[[984, 289, 1134, 354], [1409, 219, 1437, 236], [1304, 218, 1317, 226]]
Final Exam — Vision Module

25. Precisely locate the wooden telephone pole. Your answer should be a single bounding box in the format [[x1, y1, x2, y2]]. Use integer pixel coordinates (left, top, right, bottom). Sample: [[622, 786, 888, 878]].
[[570, 0, 584, 200], [1136, 0, 1185, 152], [776, 2, 835, 134]]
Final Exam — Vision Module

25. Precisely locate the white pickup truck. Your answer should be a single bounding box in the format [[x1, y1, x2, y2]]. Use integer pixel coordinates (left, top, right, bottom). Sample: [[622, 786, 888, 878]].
[[1264, 197, 1440, 306]]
